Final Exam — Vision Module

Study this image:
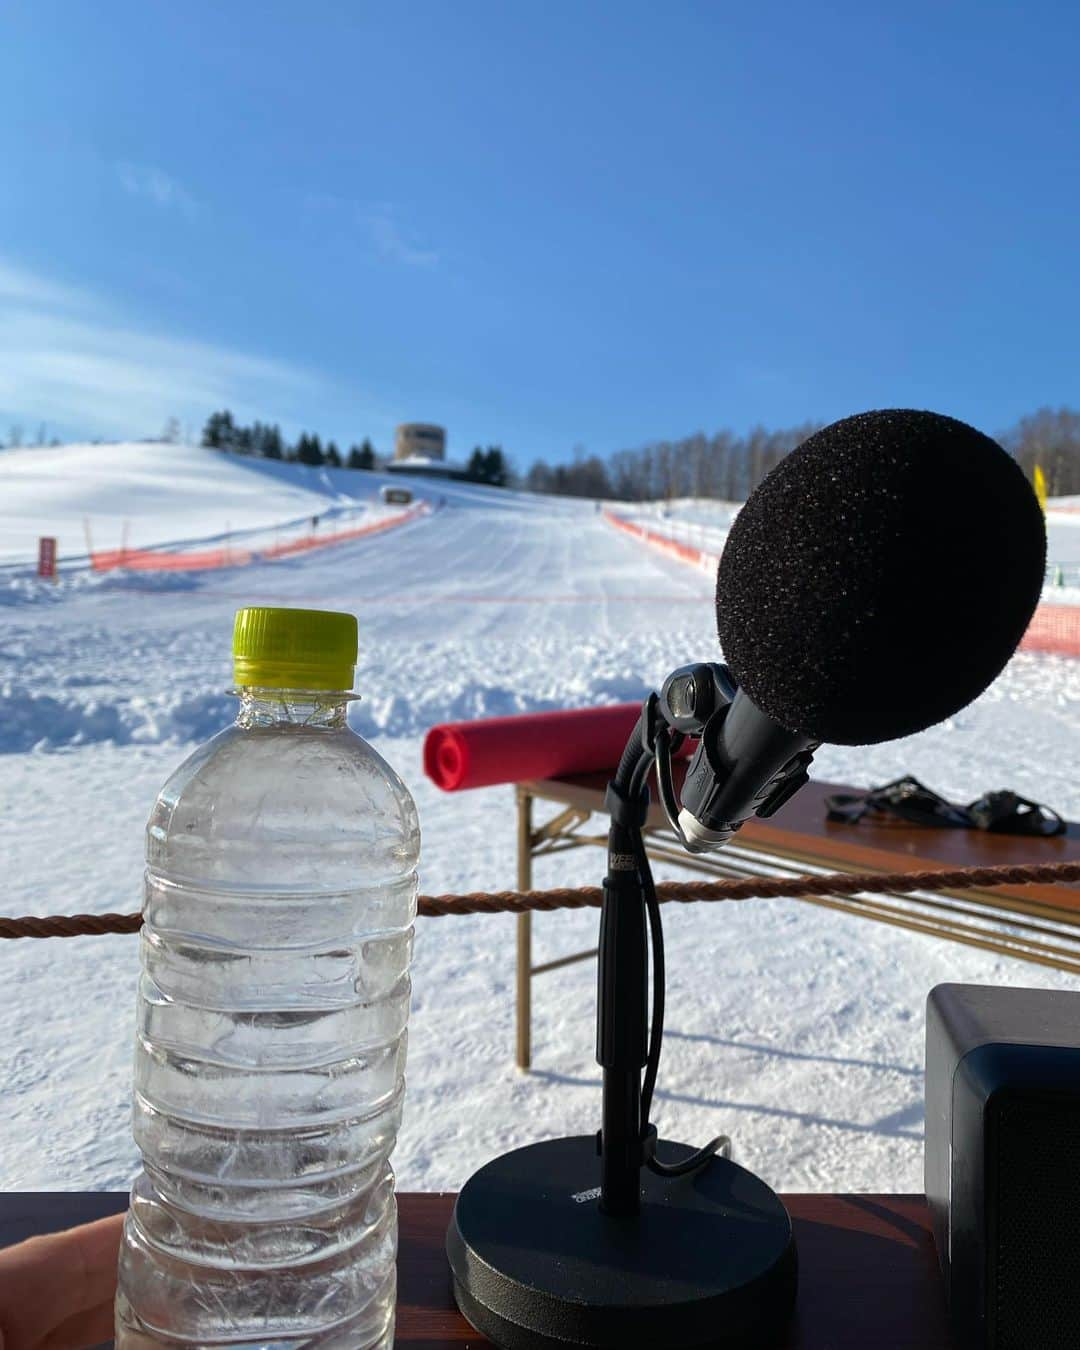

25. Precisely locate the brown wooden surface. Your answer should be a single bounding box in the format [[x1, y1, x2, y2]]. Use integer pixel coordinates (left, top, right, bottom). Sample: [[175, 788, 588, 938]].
[[524, 771, 1080, 911], [0, 1190, 953, 1349], [396, 1191, 954, 1349]]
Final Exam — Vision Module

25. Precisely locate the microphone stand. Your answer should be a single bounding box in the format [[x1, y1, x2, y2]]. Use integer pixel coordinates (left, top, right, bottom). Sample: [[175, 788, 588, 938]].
[[447, 695, 799, 1350], [596, 731, 652, 1216]]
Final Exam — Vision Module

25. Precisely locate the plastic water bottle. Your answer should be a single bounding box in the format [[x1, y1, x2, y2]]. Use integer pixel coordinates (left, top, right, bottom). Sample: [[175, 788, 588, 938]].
[[116, 607, 420, 1349]]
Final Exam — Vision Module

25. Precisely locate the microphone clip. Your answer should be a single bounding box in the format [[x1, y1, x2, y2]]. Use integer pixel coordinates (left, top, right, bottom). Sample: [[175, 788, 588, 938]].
[[656, 663, 738, 737], [653, 663, 817, 854]]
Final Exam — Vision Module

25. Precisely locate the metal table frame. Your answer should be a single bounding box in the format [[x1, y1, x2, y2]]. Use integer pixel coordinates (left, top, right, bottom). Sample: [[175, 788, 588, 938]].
[[513, 777, 1080, 1070]]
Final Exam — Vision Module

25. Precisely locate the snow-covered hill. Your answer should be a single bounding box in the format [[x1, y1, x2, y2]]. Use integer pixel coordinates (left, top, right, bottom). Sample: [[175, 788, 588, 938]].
[[0, 441, 352, 563], [1, 440, 1077, 1200], [0, 439, 557, 566]]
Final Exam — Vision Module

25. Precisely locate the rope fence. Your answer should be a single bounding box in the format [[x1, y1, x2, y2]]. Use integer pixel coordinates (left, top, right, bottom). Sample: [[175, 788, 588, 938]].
[[2, 859, 1077, 940]]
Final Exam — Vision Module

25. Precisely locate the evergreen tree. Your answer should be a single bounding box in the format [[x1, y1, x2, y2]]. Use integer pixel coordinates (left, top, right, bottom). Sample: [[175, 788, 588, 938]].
[[297, 433, 324, 466], [325, 441, 342, 468], [263, 425, 284, 459], [202, 410, 235, 450], [482, 446, 508, 487], [465, 445, 509, 487], [347, 440, 376, 470], [466, 447, 487, 482]]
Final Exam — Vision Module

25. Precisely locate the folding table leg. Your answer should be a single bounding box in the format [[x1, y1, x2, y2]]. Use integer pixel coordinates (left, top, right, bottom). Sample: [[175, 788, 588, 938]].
[[516, 790, 533, 1071]]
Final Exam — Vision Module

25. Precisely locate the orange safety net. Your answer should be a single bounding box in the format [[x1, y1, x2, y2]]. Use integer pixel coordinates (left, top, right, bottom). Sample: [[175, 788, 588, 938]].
[[603, 510, 712, 569], [89, 504, 427, 574], [261, 504, 427, 559], [605, 511, 1080, 658], [1020, 603, 1080, 656], [90, 545, 253, 572]]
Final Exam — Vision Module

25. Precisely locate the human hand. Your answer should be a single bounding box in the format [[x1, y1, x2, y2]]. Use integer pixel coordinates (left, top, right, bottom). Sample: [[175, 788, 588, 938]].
[[0, 1212, 123, 1350]]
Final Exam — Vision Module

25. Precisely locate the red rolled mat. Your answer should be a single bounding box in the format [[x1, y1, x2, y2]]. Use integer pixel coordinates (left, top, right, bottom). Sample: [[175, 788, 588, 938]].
[[423, 703, 690, 792]]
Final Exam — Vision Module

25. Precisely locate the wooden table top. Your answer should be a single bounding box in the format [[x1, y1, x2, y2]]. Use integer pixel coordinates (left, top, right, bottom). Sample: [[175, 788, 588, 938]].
[[1, 1190, 953, 1348], [524, 771, 1079, 911]]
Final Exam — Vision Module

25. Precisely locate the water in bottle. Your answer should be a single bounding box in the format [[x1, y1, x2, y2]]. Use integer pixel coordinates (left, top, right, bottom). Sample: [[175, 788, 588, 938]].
[[116, 607, 420, 1348]]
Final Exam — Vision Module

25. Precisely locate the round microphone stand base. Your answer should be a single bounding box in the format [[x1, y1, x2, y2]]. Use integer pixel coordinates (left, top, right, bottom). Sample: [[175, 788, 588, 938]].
[[446, 1135, 796, 1350]]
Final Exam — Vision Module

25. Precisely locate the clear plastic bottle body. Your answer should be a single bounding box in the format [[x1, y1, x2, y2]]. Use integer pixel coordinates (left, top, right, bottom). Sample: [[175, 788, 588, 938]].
[[116, 690, 420, 1349]]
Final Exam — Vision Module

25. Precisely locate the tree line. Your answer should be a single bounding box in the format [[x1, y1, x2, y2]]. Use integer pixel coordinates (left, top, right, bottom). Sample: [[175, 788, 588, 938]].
[[524, 423, 822, 502], [3, 405, 1078, 499], [196, 404, 1080, 502], [201, 411, 510, 485], [1000, 407, 1080, 498], [523, 407, 1080, 501], [202, 411, 377, 470]]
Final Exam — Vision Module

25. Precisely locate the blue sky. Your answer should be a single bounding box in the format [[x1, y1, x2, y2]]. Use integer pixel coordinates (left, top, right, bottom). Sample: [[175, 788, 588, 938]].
[[2, 1, 1078, 467]]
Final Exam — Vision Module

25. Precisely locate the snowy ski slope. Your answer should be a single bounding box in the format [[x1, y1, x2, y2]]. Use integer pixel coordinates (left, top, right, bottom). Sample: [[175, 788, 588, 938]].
[[1, 441, 1077, 1198]]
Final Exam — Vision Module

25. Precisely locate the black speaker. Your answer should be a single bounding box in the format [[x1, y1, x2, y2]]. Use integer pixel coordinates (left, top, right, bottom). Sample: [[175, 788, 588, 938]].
[[925, 982, 1080, 1349]]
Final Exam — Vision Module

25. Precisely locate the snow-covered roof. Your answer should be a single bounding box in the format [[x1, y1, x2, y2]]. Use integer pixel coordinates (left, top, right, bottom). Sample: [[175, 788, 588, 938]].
[[386, 456, 467, 477]]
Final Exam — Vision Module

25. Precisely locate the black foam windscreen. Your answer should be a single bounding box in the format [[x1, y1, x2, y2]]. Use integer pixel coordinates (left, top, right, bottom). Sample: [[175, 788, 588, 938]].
[[715, 409, 1046, 745]]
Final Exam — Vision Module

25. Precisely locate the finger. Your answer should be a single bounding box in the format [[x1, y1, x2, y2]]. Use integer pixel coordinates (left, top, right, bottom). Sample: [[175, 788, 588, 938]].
[[36, 1298, 115, 1350], [0, 1213, 124, 1350]]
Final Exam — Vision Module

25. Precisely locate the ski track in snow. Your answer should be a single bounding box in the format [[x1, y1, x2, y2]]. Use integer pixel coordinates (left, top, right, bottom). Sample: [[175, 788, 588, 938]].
[[1, 448, 1078, 1196]]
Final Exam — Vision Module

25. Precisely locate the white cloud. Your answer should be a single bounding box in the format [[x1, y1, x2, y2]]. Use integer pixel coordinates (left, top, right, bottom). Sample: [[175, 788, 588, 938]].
[[0, 259, 95, 311], [360, 205, 439, 268], [116, 162, 199, 217], [0, 258, 324, 441], [302, 196, 439, 268]]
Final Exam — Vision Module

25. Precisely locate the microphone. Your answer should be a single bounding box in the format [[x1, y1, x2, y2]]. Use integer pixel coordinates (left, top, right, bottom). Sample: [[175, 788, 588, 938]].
[[717, 408, 1046, 743], [448, 408, 1048, 1350], [669, 409, 1046, 851]]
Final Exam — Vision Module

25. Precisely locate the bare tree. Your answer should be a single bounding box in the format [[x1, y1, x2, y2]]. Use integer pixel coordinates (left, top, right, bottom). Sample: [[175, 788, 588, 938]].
[[1001, 406, 1080, 497]]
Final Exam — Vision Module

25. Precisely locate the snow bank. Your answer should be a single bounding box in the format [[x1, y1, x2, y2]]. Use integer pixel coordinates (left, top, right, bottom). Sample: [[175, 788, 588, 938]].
[[0, 633, 661, 754]]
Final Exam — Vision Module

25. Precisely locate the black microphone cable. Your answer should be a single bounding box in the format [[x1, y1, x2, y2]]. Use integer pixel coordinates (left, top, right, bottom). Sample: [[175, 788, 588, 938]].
[[623, 717, 731, 1180]]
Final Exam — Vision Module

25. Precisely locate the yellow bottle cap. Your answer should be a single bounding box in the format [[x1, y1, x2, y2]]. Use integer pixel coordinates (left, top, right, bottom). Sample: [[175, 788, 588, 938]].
[[232, 607, 358, 691]]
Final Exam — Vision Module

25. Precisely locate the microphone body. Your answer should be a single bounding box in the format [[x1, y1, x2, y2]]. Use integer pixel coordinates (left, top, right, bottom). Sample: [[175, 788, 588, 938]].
[[677, 687, 816, 851], [655, 663, 816, 852]]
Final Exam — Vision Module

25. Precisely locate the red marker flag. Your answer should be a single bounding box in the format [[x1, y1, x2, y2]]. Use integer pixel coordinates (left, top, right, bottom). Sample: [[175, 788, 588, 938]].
[[37, 536, 58, 580]]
